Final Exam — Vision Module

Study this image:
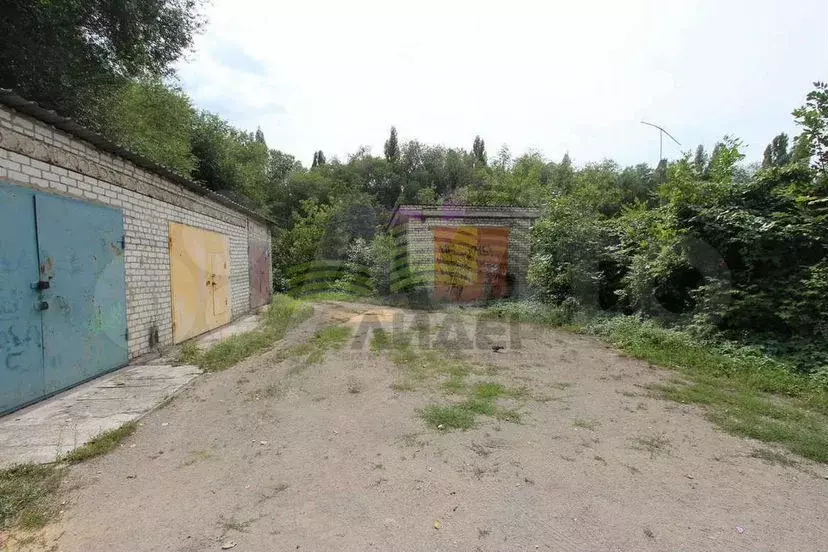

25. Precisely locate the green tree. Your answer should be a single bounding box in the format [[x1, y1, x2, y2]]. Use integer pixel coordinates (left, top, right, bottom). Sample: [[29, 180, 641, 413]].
[[792, 81, 828, 176], [100, 80, 196, 174], [255, 127, 266, 144], [472, 135, 487, 167], [190, 111, 269, 206], [384, 126, 400, 163], [693, 145, 708, 175], [312, 150, 327, 168], [268, 150, 302, 184], [762, 133, 792, 168], [191, 112, 240, 190], [0, 0, 204, 126]]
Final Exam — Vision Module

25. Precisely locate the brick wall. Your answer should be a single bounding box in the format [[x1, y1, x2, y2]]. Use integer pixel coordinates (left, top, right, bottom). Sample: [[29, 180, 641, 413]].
[[395, 207, 536, 298], [0, 105, 271, 358]]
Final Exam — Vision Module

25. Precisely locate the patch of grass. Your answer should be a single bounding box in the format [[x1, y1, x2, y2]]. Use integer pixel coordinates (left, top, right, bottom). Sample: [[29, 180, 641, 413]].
[[62, 421, 137, 464], [184, 295, 313, 373], [442, 376, 466, 394], [308, 325, 352, 363], [0, 464, 64, 531], [370, 328, 392, 351], [461, 397, 497, 416], [650, 381, 828, 462], [373, 328, 528, 428], [481, 299, 583, 329], [178, 341, 201, 365], [289, 325, 353, 368], [295, 291, 366, 302], [287, 341, 315, 357], [572, 418, 600, 431], [420, 395, 521, 430], [376, 332, 499, 392], [474, 382, 507, 399], [422, 403, 478, 429]]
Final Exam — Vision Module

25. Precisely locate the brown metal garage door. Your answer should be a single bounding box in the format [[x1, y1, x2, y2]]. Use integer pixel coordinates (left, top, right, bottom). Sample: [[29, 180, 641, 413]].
[[433, 226, 509, 301]]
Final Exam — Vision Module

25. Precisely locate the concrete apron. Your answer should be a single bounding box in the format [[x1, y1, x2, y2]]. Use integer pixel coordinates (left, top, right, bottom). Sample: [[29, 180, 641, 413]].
[[0, 312, 263, 468]]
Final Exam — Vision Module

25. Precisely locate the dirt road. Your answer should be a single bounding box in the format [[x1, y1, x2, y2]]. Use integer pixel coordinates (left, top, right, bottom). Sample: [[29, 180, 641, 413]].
[[24, 301, 828, 551]]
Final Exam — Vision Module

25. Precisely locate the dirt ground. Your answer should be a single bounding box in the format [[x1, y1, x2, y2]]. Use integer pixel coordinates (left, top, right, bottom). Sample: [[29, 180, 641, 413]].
[[16, 301, 828, 551]]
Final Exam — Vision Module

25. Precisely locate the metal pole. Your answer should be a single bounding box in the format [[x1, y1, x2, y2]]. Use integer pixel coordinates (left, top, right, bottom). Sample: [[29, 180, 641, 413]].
[[659, 131, 663, 161], [641, 121, 681, 164]]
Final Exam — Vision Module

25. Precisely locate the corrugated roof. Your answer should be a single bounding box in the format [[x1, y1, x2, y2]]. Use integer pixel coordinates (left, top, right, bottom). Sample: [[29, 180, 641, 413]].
[[0, 89, 274, 225]]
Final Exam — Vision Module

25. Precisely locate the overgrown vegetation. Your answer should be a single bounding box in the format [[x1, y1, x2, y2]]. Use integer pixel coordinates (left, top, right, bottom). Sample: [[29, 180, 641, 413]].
[[181, 295, 313, 372], [0, 464, 64, 531], [62, 422, 138, 464], [527, 85, 828, 374], [0, 421, 140, 533]]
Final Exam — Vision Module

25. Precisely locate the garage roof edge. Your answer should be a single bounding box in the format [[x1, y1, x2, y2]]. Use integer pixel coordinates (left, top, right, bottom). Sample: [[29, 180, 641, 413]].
[[0, 90, 274, 226], [388, 204, 541, 229]]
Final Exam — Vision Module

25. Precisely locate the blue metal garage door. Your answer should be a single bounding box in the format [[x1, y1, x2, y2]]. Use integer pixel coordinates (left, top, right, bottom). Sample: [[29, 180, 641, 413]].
[[0, 184, 44, 414], [0, 182, 128, 414]]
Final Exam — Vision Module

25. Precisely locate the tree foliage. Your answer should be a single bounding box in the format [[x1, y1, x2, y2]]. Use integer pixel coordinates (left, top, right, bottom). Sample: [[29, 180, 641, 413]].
[[384, 126, 399, 163], [0, 0, 204, 126], [472, 135, 486, 167], [527, 84, 828, 370], [4, 9, 826, 373], [101, 80, 197, 175]]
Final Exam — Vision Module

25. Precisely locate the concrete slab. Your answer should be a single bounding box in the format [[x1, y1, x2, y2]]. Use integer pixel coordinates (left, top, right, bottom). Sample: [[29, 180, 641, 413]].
[[0, 312, 267, 467], [0, 364, 201, 467]]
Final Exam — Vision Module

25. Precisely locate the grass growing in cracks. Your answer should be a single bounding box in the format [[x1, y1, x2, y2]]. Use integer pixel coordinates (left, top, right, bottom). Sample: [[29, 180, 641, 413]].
[[180, 294, 314, 372]]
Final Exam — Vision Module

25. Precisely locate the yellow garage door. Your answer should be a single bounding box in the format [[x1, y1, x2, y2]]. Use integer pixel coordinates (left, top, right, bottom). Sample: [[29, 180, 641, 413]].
[[169, 223, 231, 343]]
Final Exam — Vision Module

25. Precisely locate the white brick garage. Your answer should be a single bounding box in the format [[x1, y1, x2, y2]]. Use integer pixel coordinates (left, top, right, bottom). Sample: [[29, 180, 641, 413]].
[[0, 92, 272, 360]]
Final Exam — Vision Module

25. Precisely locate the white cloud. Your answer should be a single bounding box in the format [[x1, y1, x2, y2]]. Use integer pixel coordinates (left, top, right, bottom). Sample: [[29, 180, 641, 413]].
[[177, 0, 828, 167]]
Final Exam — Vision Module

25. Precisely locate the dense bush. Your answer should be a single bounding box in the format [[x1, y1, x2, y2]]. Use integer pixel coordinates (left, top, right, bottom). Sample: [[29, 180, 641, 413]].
[[528, 83, 828, 372]]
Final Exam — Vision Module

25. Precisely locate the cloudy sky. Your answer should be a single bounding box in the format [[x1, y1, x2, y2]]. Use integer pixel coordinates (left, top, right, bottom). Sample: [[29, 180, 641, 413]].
[[176, 0, 827, 168]]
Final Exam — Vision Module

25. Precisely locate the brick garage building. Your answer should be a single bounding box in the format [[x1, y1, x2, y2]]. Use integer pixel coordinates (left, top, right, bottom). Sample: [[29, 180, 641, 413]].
[[389, 205, 539, 301], [0, 92, 272, 414]]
